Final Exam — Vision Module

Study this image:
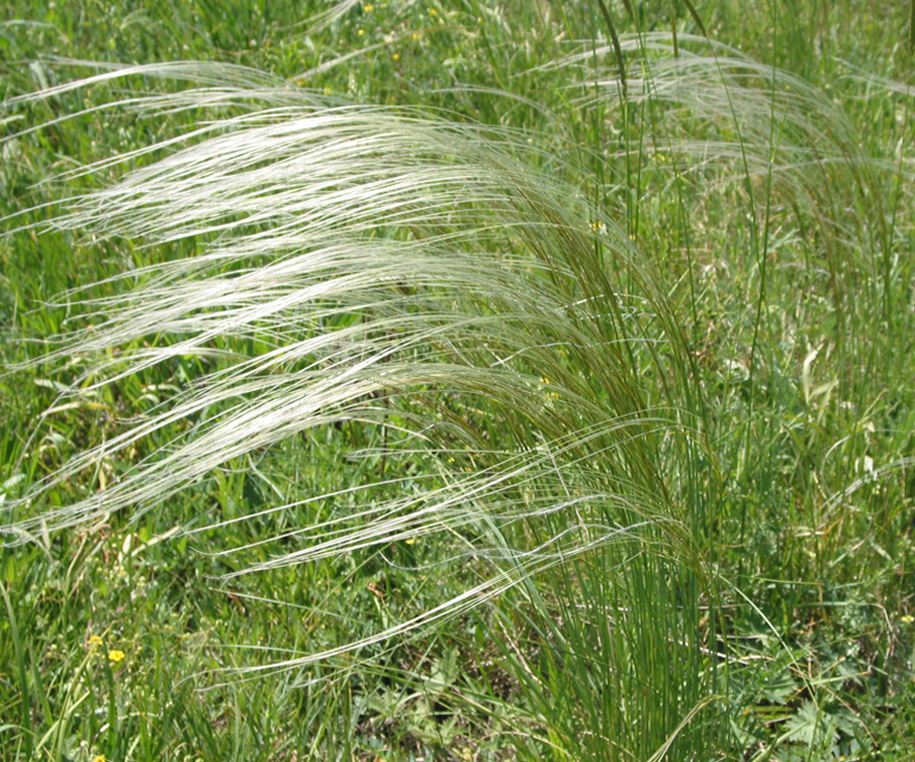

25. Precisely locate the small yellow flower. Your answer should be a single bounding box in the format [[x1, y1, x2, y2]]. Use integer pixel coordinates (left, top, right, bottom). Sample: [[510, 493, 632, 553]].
[[902, 615, 914, 623], [405, 537, 416, 545], [411, 32, 422, 40], [88, 634, 104, 647], [392, 53, 401, 61], [357, 28, 365, 35], [108, 649, 126, 663], [540, 377, 559, 401], [428, 8, 438, 13], [323, 87, 332, 96], [92, 755, 108, 762], [363, 3, 374, 10]]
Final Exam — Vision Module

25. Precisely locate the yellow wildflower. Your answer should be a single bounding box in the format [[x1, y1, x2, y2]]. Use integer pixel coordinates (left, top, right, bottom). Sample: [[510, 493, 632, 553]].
[[108, 649, 126, 663], [88, 634, 104, 647], [429, 8, 438, 13], [411, 32, 422, 40], [92, 756, 108, 762], [902, 615, 914, 623], [540, 377, 560, 401], [392, 53, 401, 61], [363, 4, 374, 10], [357, 29, 365, 36]]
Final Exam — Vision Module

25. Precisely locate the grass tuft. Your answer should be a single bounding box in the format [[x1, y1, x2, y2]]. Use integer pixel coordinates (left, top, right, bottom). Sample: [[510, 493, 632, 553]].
[[2, 2, 914, 759]]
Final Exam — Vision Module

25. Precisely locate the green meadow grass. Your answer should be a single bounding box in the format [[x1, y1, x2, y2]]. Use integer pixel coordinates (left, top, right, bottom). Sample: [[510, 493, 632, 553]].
[[2, 1, 915, 760]]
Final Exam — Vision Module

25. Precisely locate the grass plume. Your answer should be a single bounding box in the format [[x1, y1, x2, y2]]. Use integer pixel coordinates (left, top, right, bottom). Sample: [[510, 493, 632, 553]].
[[2, 9, 914, 759]]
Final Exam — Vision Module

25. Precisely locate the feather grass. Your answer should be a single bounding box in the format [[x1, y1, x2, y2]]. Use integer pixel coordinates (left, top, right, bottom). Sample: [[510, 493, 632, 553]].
[[3, 28, 910, 759]]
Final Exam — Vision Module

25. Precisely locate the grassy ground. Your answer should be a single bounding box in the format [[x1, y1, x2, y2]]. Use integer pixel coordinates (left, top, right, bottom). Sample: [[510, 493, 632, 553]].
[[2, 1, 915, 760]]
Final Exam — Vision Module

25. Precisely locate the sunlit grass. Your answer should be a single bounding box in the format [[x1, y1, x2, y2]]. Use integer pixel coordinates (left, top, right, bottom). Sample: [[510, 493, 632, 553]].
[[2, 2, 914, 760]]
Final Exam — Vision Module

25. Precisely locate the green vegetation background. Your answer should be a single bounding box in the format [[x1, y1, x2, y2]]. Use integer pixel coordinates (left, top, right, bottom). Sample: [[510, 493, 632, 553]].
[[1, 1, 914, 760]]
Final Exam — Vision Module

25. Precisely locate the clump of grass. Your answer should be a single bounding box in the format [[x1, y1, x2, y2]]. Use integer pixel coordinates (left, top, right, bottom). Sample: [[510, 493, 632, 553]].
[[3, 3, 915, 760], [1, 57, 726, 759]]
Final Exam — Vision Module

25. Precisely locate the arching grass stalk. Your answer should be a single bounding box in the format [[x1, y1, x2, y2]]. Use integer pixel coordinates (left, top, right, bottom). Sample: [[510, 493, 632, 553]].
[[2, 64, 723, 759]]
